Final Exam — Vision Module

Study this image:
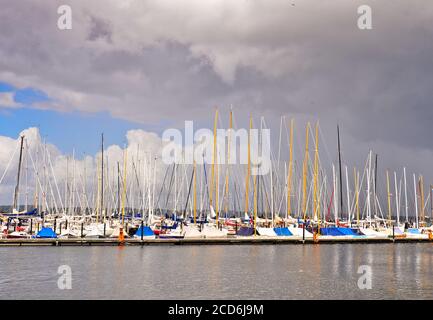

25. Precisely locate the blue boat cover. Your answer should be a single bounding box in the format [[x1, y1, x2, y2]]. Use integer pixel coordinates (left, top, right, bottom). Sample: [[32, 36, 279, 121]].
[[320, 227, 360, 236], [236, 226, 254, 236], [162, 222, 178, 229], [134, 226, 154, 237], [189, 217, 207, 224], [320, 227, 341, 236], [273, 227, 293, 236], [408, 228, 421, 234], [36, 227, 57, 238], [336, 228, 360, 236]]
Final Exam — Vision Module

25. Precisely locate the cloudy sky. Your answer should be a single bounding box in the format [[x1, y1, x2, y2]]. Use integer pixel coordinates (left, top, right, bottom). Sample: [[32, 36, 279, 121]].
[[0, 0, 433, 212]]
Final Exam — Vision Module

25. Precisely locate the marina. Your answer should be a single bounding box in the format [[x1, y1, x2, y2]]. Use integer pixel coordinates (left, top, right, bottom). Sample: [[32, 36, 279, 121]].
[[2, 0, 433, 304], [1, 112, 432, 244]]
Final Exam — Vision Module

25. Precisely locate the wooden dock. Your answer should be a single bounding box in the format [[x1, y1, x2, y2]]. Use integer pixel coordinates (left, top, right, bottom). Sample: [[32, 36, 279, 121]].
[[0, 236, 431, 246]]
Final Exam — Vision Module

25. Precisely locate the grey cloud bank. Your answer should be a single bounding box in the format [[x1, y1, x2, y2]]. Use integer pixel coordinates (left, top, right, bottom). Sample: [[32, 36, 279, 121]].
[[0, 1, 433, 190]]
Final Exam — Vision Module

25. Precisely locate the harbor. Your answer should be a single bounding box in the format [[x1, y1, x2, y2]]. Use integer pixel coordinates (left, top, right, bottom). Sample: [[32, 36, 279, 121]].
[[1, 111, 433, 244]]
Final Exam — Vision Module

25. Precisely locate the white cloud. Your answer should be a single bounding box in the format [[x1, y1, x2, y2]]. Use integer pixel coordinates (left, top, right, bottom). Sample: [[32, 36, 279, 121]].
[[0, 127, 170, 209], [0, 92, 20, 108]]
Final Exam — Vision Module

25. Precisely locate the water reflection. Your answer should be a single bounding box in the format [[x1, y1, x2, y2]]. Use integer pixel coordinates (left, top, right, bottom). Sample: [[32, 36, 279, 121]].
[[0, 244, 432, 299]]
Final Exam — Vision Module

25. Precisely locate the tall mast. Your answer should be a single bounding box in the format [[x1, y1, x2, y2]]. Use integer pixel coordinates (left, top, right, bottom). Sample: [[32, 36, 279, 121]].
[[193, 160, 197, 225], [373, 153, 378, 217], [394, 171, 400, 225], [419, 175, 425, 225], [267, 117, 273, 227], [332, 164, 338, 222], [337, 125, 343, 218], [413, 174, 418, 228], [366, 151, 372, 222], [251, 116, 256, 233], [101, 133, 104, 222], [287, 119, 294, 219], [121, 147, 128, 227], [253, 161, 258, 233], [216, 151, 219, 224], [345, 166, 350, 224], [404, 167, 408, 222], [386, 170, 392, 222], [245, 115, 252, 215], [209, 109, 218, 210], [354, 168, 360, 224], [430, 184, 433, 222], [313, 122, 319, 221], [413, 173, 418, 228], [302, 122, 310, 220], [13, 135, 25, 211], [224, 110, 232, 216], [117, 162, 121, 216]]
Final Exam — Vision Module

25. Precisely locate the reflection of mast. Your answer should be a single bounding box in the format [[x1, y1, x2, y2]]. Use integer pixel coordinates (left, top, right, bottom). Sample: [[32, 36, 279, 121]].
[[13, 135, 25, 211]]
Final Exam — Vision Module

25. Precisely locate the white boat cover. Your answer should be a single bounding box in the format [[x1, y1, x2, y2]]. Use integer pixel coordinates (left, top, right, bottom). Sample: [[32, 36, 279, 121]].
[[201, 225, 228, 238], [183, 225, 204, 238], [288, 227, 314, 238], [359, 228, 388, 237], [257, 227, 277, 237]]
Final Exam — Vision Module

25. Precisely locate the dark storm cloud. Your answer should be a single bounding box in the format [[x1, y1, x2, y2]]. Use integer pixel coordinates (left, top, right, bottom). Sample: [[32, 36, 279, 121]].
[[1, 0, 433, 184]]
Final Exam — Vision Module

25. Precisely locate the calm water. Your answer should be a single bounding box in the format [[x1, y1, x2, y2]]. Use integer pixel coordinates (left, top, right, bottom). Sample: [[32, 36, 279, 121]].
[[0, 243, 432, 299]]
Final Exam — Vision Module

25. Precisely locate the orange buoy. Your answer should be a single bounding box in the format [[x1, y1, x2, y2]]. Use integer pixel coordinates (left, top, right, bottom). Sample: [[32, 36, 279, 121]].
[[118, 227, 125, 244]]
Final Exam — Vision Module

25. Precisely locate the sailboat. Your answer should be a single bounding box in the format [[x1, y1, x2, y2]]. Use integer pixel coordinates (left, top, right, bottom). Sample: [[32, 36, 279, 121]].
[[1, 136, 38, 219]]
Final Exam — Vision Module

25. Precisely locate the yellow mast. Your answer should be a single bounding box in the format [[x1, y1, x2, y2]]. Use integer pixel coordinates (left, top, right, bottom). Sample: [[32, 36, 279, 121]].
[[253, 160, 257, 235], [313, 122, 319, 221], [354, 168, 360, 224], [386, 170, 392, 222], [302, 122, 310, 220], [121, 147, 128, 227], [193, 160, 197, 225], [216, 154, 219, 225], [210, 109, 218, 209], [287, 119, 294, 219], [224, 110, 233, 215], [245, 115, 252, 215], [420, 175, 425, 224]]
